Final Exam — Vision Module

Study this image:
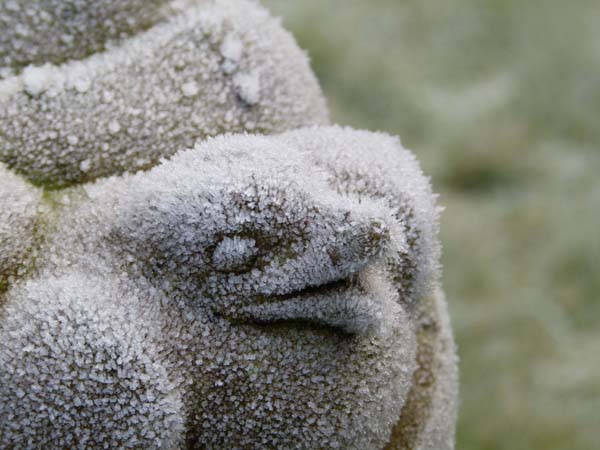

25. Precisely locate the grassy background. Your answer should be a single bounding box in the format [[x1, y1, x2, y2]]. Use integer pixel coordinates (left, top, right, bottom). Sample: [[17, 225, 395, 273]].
[[263, 1, 600, 449]]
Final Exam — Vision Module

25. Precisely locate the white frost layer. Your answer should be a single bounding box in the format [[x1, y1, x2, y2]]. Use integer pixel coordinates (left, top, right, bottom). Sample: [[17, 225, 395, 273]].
[[0, 273, 183, 449], [0, 0, 329, 187]]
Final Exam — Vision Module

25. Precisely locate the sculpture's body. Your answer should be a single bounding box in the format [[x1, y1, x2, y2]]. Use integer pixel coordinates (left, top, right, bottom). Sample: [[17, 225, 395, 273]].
[[0, 1, 457, 449]]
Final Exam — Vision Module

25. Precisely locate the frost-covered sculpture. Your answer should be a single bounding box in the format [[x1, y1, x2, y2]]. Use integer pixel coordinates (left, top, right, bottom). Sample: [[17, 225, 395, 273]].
[[1, 128, 457, 449], [0, 1, 457, 450]]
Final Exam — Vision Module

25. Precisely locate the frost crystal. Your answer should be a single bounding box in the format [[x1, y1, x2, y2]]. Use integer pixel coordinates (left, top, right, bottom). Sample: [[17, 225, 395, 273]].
[[233, 71, 261, 106], [21, 64, 54, 96]]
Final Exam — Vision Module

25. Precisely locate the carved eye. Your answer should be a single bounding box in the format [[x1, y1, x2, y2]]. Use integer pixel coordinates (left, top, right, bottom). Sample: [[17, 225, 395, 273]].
[[211, 236, 259, 273]]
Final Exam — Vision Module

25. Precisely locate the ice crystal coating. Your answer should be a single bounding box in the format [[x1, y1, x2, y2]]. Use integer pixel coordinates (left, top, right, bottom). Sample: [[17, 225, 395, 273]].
[[0, 127, 457, 449], [0, 274, 184, 449], [0, 0, 329, 188]]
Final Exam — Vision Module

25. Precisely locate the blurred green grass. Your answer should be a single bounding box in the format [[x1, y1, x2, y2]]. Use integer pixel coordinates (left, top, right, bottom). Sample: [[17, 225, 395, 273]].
[[264, 1, 600, 449]]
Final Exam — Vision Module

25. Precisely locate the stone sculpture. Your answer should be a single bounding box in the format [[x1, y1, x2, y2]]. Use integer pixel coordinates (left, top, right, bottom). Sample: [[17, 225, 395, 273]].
[[0, 1, 457, 449]]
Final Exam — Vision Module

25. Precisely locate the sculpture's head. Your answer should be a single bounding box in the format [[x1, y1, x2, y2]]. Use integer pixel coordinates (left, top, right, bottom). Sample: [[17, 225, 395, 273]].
[[0, 127, 457, 449]]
